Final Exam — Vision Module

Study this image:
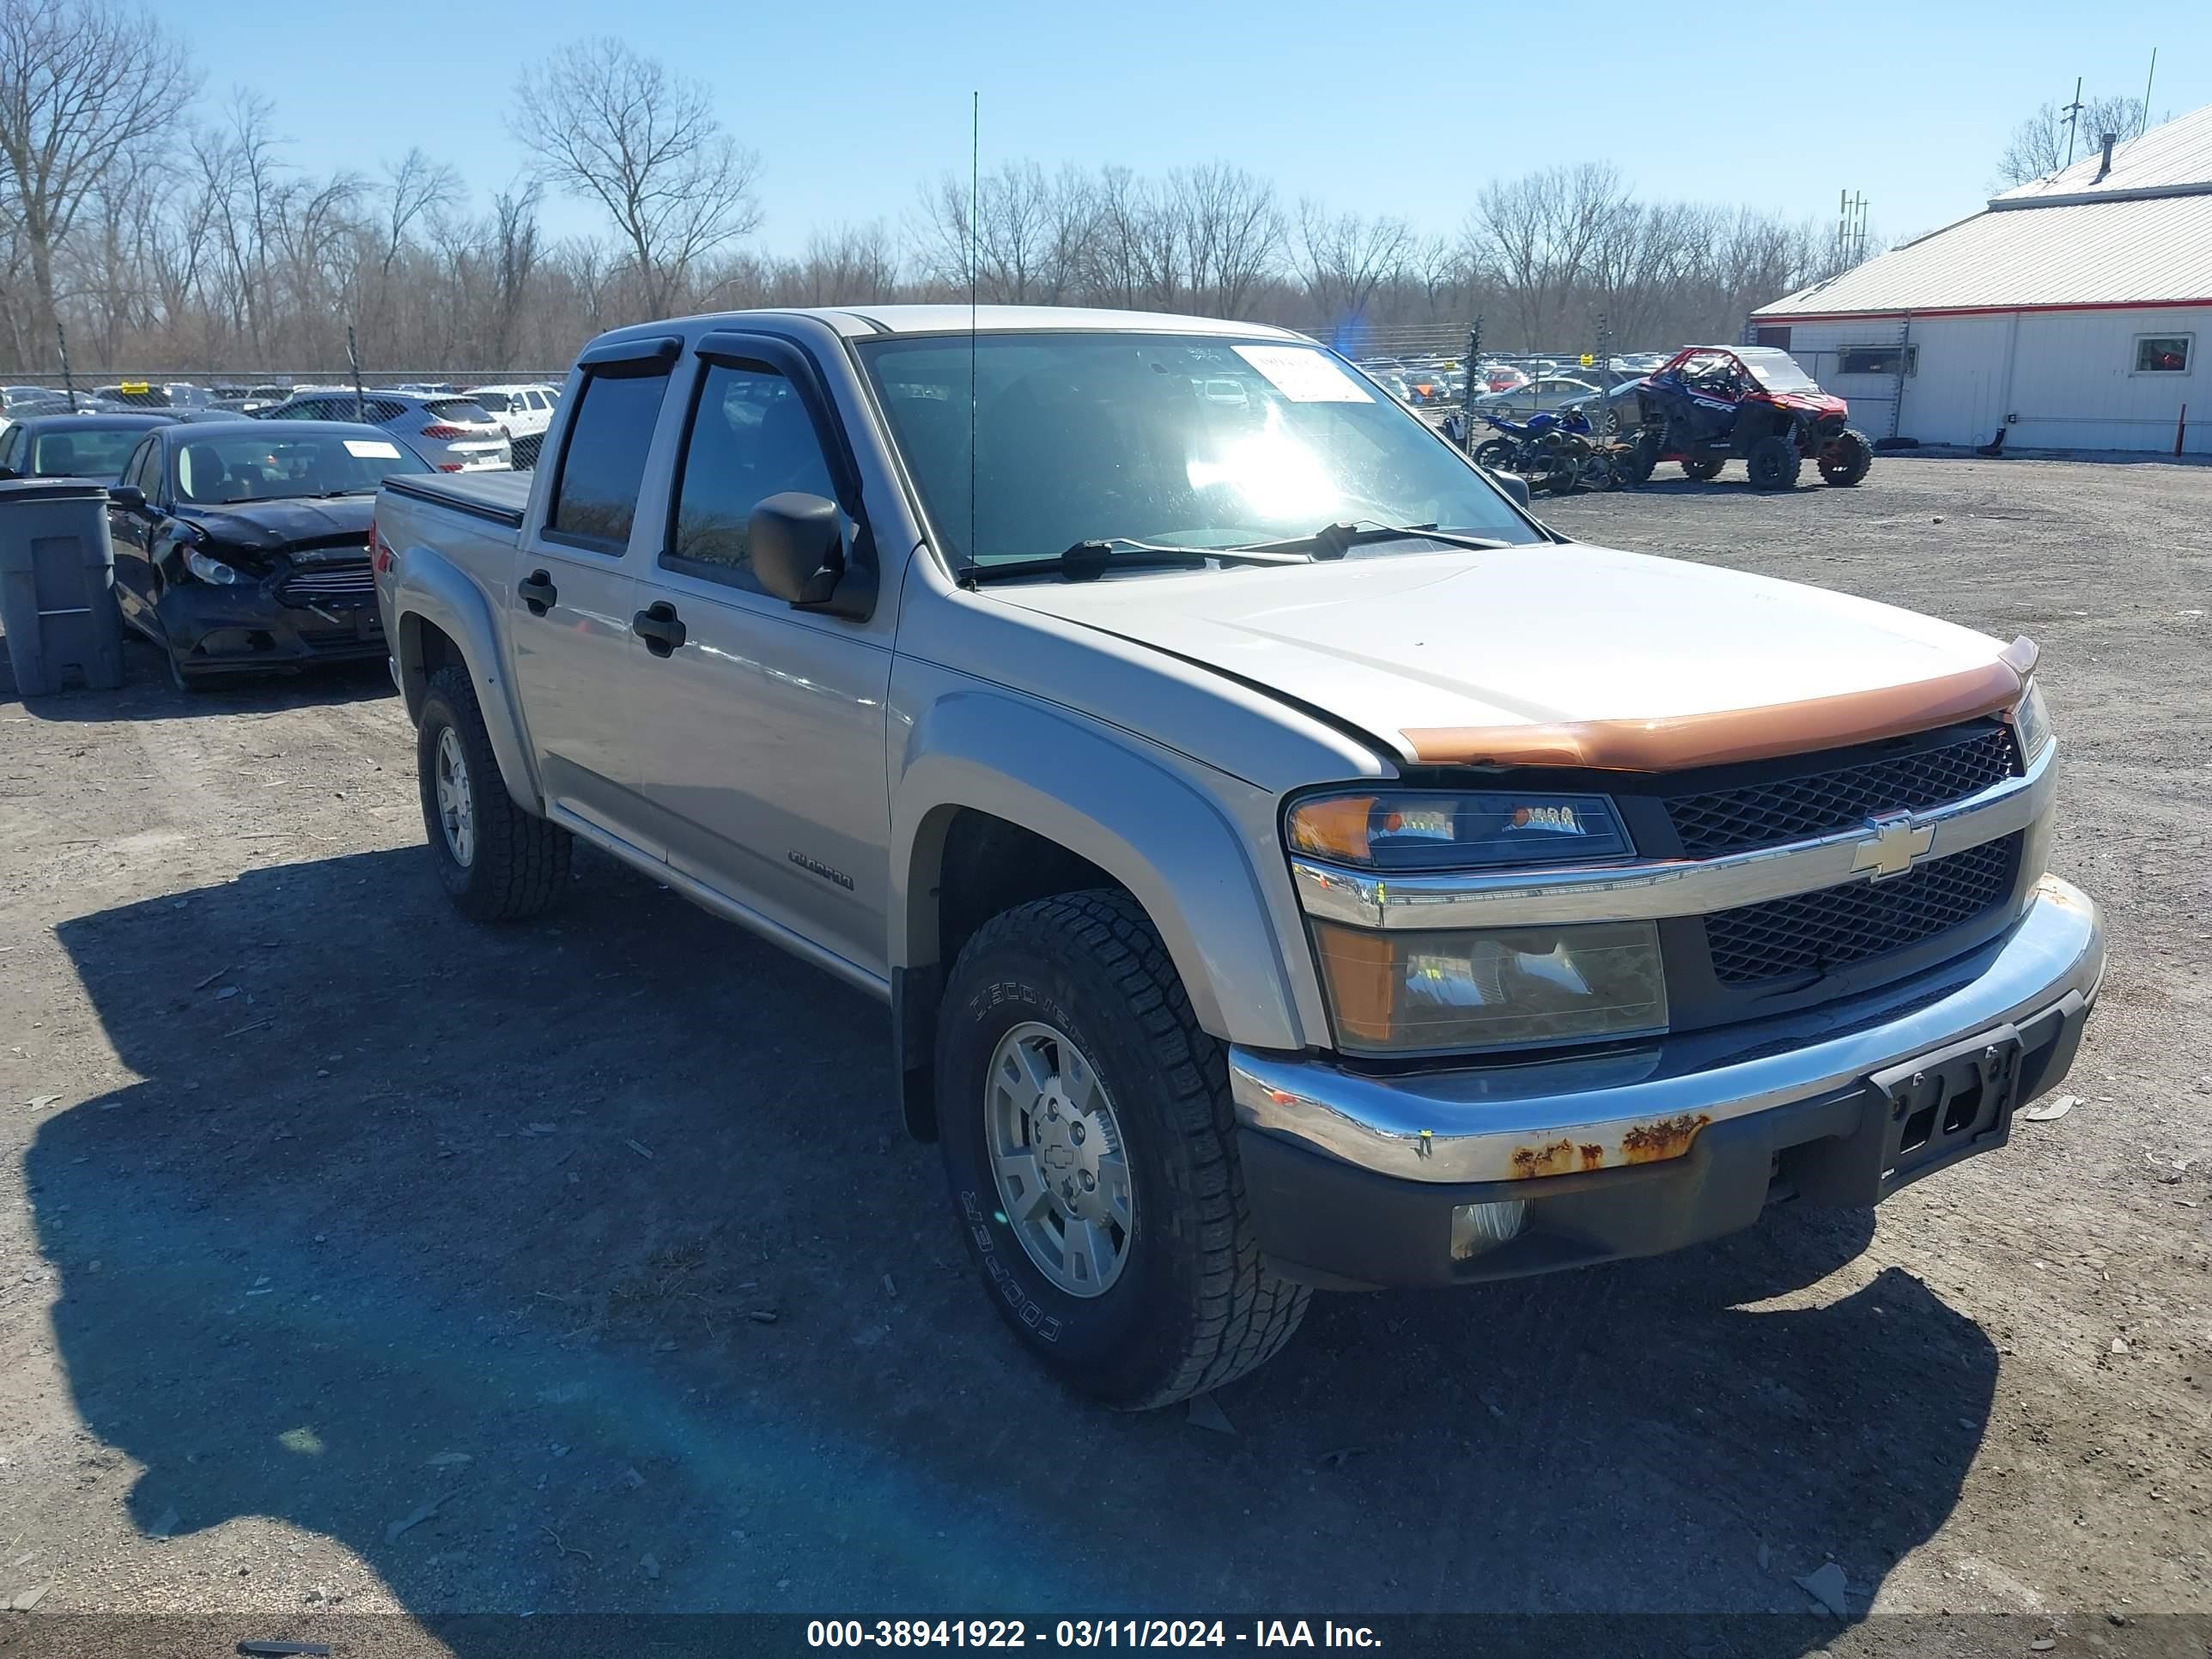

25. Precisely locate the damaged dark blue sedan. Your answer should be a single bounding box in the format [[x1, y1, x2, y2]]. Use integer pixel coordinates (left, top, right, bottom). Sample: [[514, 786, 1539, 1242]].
[[106, 421, 434, 690]]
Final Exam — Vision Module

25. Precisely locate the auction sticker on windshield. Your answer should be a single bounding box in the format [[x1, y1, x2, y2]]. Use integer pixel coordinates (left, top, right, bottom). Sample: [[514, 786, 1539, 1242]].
[[344, 439, 402, 458], [1231, 345, 1372, 403]]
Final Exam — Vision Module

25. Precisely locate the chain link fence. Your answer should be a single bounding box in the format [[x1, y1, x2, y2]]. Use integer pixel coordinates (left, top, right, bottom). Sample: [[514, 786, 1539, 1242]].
[[1, 369, 567, 467]]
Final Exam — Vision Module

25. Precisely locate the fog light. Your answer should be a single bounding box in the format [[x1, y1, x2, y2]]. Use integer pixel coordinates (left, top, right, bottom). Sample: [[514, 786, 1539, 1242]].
[[1449, 1199, 1528, 1261]]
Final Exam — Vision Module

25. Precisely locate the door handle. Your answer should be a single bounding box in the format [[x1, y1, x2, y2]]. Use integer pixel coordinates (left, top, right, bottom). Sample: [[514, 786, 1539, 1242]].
[[632, 600, 687, 658], [517, 569, 558, 616]]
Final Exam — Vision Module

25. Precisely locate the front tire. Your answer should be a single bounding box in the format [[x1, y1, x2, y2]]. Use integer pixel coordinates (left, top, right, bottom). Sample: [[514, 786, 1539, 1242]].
[[1680, 455, 1725, 481], [1818, 427, 1874, 485], [935, 890, 1309, 1408], [416, 664, 570, 921], [1746, 434, 1804, 489]]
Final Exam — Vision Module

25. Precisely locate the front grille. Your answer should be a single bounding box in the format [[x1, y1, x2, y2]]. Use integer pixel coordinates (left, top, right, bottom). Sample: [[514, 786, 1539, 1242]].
[[1703, 834, 2021, 984], [277, 562, 374, 605], [1665, 726, 2020, 857]]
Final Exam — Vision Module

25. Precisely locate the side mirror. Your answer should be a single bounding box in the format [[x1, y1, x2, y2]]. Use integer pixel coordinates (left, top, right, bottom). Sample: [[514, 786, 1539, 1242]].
[[1486, 468, 1532, 508], [748, 491, 845, 607], [108, 483, 146, 513]]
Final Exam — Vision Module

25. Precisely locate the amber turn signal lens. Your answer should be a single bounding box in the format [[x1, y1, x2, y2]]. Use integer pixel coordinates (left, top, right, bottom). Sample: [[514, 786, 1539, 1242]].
[[1287, 795, 1376, 863]]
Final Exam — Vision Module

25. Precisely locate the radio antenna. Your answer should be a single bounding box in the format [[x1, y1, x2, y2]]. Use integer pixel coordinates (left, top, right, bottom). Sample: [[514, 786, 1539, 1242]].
[[969, 89, 979, 566]]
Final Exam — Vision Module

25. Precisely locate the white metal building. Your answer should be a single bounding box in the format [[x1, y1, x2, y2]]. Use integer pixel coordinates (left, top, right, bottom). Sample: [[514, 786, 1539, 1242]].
[[1751, 104, 2212, 453]]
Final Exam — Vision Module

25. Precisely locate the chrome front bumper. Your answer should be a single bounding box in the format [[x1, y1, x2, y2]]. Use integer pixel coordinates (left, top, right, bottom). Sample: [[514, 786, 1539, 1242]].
[[1230, 874, 2104, 1185]]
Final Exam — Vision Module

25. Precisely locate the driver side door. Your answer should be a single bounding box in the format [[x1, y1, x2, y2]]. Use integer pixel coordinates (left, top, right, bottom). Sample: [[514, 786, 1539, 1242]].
[[625, 336, 895, 982], [1674, 352, 1746, 442], [107, 435, 165, 626]]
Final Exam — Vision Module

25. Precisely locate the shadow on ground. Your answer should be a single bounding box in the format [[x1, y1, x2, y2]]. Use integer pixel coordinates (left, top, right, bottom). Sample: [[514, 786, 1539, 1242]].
[[1, 632, 393, 715], [27, 840, 1992, 1646]]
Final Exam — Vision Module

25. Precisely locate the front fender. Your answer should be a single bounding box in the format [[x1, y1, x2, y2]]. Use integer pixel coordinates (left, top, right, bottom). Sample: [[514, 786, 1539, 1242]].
[[392, 549, 539, 810], [892, 690, 1309, 1052]]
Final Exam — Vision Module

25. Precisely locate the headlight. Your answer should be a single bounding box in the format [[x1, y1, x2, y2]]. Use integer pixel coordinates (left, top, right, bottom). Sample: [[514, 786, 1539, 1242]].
[[2010, 678, 2052, 763], [1310, 918, 1667, 1054], [185, 548, 242, 586], [1289, 790, 1633, 871]]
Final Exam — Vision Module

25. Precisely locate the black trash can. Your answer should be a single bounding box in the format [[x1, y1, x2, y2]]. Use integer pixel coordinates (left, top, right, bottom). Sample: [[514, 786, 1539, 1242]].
[[0, 477, 124, 696]]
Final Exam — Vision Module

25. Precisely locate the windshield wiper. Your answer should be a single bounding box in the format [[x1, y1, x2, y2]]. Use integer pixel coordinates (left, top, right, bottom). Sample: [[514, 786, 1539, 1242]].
[[962, 538, 1312, 586], [1233, 521, 1520, 560]]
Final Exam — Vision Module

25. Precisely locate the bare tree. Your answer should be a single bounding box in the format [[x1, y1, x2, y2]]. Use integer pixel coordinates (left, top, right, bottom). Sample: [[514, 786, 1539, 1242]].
[[513, 37, 762, 316], [915, 160, 1074, 302], [483, 181, 542, 364], [796, 220, 898, 304], [1997, 94, 2148, 185], [1297, 201, 1413, 337], [1173, 163, 1282, 318], [1463, 162, 1627, 349], [194, 92, 286, 354], [1581, 198, 1699, 349], [1082, 165, 1156, 308], [561, 234, 617, 337], [0, 0, 197, 348], [377, 148, 459, 282]]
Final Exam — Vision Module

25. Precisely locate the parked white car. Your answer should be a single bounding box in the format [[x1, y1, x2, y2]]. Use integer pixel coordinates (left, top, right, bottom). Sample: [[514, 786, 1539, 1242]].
[[465, 383, 560, 441]]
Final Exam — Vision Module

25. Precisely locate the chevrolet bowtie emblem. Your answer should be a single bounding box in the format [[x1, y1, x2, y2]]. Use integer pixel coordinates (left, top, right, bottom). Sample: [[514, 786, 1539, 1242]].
[[1853, 811, 1936, 880]]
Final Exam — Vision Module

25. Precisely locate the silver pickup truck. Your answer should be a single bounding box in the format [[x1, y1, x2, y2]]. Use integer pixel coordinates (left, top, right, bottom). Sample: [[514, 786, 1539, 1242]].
[[373, 306, 2103, 1407]]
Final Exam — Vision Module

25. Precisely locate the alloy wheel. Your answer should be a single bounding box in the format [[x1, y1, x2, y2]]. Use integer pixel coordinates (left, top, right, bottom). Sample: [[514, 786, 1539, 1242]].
[[985, 1020, 1135, 1297], [434, 725, 477, 868]]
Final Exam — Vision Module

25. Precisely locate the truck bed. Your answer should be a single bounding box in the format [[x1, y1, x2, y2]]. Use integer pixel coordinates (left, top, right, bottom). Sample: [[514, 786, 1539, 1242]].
[[382, 470, 531, 529]]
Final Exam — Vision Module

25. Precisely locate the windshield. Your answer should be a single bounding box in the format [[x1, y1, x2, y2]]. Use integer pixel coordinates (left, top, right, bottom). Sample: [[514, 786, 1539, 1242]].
[[173, 430, 432, 504], [30, 426, 147, 480], [1735, 349, 1820, 392], [859, 332, 1540, 567]]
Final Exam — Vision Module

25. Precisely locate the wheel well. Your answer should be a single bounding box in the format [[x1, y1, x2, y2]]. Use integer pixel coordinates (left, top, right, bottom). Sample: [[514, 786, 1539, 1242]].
[[896, 808, 1127, 1142], [1738, 404, 1790, 446], [937, 809, 1120, 970], [399, 614, 463, 720]]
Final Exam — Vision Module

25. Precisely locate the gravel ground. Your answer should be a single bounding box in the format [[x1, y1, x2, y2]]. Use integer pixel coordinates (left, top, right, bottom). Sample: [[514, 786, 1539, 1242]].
[[0, 453, 2207, 1656]]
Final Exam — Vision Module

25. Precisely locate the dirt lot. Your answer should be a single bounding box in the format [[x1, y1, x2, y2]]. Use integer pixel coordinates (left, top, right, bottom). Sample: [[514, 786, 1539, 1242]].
[[0, 454, 2208, 1655]]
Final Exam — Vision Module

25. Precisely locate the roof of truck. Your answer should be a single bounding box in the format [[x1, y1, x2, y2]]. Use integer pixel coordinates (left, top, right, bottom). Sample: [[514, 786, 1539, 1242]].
[[608, 304, 1315, 343], [829, 305, 1310, 340]]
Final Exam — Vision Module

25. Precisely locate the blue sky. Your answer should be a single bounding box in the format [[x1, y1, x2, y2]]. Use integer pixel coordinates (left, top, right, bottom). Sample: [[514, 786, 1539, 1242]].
[[209, 0, 2207, 253]]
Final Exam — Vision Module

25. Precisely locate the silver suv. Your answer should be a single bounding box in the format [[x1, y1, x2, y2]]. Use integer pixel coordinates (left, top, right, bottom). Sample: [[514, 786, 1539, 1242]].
[[264, 388, 509, 471]]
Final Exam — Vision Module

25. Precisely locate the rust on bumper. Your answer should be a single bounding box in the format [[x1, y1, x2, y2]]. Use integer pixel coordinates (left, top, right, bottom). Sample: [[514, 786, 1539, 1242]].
[[1508, 1113, 1712, 1179]]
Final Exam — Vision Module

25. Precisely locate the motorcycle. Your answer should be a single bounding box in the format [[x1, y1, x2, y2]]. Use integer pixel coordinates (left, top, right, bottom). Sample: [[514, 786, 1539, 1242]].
[[1468, 406, 1614, 495]]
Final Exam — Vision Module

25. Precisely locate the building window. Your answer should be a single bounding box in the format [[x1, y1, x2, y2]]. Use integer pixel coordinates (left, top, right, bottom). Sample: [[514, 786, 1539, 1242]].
[[2132, 334, 2191, 374], [1753, 326, 1792, 349], [1839, 344, 1917, 376]]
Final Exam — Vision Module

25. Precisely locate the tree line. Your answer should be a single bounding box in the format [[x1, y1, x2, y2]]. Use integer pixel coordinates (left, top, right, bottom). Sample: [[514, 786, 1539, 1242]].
[[0, 0, 1873, 377]]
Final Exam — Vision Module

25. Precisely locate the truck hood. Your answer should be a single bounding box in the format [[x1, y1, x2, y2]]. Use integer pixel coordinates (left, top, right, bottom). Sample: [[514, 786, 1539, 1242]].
[[985, 542, 2032, 771]]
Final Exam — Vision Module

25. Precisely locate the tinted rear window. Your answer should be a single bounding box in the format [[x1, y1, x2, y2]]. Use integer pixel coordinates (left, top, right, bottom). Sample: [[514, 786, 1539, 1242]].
[[471, 392, 514, 412], [426, 399, 493, 424], [546, 370, 669, 546], [31, 426, 147, 479]]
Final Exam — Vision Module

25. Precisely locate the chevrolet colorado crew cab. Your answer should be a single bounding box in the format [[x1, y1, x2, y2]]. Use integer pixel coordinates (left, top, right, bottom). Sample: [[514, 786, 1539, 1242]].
[[373, 306, 2103, 1407]]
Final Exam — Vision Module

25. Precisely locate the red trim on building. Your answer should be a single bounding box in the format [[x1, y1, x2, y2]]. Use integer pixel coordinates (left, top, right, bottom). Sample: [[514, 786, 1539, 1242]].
[[1760, 297, 2212, 324]]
